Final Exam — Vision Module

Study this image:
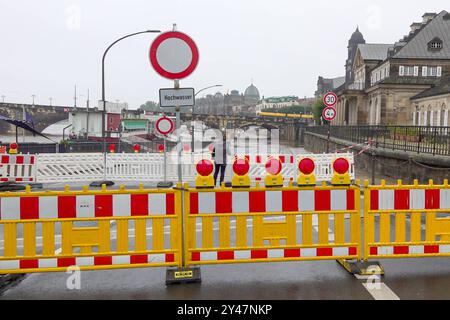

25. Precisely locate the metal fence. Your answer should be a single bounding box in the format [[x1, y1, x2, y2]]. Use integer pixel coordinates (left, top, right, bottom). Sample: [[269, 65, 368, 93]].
[[306, 126, 450, 156]]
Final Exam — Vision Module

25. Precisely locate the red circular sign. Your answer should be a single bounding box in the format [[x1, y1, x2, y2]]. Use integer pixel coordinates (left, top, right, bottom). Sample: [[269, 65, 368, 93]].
[[323, 92, 338, 107], [150, 31, 199, 80], [333, 158, 350, 174], [233, 158, 250, 176], [265, 158, 282, 176], [196, 159, 214, 177], [155, 117, 174, 136], [299, 158, 315, 175], [322, 106, 337, 122]]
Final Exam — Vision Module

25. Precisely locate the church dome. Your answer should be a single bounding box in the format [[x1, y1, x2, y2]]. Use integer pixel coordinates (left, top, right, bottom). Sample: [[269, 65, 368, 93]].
[[244, 84, 260, 100], [350, 27, 365, 43]]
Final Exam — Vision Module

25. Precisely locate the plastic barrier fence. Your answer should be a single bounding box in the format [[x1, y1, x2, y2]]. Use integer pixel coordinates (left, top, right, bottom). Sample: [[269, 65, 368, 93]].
[[0, 154, 35, 183], [184, 183, 361, 266], [364, 180, 450, 260], [5, 152, 354, 184], [0, 185, 182, 274]]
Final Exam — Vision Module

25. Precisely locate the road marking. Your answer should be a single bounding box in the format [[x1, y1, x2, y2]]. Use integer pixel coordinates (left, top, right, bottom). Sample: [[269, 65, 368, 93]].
[[362, 281, 400, 300]]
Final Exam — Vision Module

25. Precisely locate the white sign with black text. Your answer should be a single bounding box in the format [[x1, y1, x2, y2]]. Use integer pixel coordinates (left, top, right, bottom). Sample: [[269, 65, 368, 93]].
[[159, 88, 195, 108]]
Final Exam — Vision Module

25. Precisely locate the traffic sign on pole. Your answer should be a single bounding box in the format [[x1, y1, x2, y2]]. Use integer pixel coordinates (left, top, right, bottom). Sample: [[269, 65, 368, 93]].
[[323, 92, 338, 107], [149, 31, 199, 80], [159, 88, 195, 107], [322, 106, 337, 122], [156, 116, 174, 136]]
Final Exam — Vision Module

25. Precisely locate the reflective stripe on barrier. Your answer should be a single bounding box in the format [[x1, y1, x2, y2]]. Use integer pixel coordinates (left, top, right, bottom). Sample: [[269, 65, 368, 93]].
[[0, 154, 35, 182], [0, 185, 182, 274], [0, 193, 175, 220], [184, 183, 361, 266], [364, 180, 450, 260]]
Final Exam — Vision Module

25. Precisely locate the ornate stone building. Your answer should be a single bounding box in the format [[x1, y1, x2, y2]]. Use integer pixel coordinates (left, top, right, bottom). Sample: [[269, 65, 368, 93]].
[[319, 11, 450, 126]]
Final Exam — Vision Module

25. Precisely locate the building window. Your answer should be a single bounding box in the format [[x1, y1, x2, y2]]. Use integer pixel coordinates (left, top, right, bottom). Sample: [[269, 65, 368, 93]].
[[399, 66, 417, 76], [422, 66, 442, 77], [428, 38, 443, 51]]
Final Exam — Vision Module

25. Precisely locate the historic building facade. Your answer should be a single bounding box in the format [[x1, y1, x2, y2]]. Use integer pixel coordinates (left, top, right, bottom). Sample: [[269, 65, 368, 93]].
[[319, 11, 450, 126]]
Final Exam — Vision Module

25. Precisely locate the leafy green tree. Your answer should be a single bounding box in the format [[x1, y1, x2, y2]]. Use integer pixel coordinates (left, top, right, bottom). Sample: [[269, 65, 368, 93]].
[[312, 98, 326, 125]]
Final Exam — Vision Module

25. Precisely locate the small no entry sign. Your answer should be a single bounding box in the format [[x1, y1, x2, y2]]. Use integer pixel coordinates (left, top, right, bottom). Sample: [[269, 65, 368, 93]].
[[156, 116, 174, 136]]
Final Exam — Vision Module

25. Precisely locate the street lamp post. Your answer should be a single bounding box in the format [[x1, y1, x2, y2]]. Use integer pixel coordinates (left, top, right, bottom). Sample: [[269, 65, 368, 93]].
[[100, 30, 161, 154], [90, 29, 161, 187], [191, 85, 222, 152]]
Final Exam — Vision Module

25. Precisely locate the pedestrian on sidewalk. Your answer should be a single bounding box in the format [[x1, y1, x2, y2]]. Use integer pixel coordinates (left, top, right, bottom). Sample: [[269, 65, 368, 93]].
[[212, 131, 230, 187]]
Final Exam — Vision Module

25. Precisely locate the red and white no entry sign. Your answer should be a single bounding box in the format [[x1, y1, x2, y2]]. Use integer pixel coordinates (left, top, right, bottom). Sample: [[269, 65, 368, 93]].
[[156, 116, 174, 136], [149, 31, 199, 80], [322, 106, 337, 122], [323, 92, 338, 107]]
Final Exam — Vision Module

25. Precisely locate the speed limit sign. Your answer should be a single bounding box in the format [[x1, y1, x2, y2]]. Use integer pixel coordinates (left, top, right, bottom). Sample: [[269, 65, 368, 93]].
[[322, 106, 337, 122], [323, 92, 338, 107]]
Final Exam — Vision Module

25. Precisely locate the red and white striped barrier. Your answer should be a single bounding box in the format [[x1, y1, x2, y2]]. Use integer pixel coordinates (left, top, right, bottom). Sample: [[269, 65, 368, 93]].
[[369, 245, 450, 257], [189, 189, 356, 214], [0, 193, 175, 220], [0, 253, 175, 271], [191, 246, 358, 262], [370, 189, 450, 210], [0, 154, 35, 182]]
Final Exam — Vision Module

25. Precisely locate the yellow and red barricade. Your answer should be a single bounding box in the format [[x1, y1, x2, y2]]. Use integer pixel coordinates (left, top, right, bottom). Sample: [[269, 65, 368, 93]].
[[363, 179, 450, 261], [0, 184, 182, 274], [184, 182, 361, 266]]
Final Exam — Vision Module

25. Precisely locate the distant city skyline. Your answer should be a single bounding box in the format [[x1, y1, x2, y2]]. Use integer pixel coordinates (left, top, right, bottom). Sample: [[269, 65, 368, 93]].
[[0, 0, 449, 109]]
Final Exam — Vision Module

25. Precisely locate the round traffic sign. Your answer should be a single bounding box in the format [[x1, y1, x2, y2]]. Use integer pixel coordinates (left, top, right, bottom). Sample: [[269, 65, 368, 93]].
[[149, 31, 199, 80], [322, 106, 337, 122], [155, 116, 174, 136], [323, 92, 338, 107]]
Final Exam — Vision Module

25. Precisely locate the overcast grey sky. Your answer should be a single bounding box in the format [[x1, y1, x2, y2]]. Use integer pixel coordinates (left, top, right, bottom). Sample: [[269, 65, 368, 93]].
[[0, 0, 448, 108]]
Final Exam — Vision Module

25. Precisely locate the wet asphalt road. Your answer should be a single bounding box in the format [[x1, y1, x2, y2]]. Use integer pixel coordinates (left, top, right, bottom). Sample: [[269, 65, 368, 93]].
[[3, 257, 450, 300]]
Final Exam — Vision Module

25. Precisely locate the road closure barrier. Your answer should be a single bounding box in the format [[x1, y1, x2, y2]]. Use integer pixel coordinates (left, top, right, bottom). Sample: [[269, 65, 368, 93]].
[[364, 179, 450, 260], [0, 154, 35, 183], [5, 156, 449, 283], [184, 182, 361, 266], [0, 185, 182, 274]]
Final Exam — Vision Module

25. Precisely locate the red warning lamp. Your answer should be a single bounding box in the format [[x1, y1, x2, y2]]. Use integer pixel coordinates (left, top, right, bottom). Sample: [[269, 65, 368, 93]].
[[134, 144, 141, 153], [265, 158, 282, 176], [331, 157, 351, 186], [233, 158, 250, 176], [299, 158, 315, 175], [196, 159, 214, 177], [333, 158, 350, 174], [265, 158, 283, 187], [9, 143, 18, 154], [109, 144, 116, 153], [158, 144, 165, 153]]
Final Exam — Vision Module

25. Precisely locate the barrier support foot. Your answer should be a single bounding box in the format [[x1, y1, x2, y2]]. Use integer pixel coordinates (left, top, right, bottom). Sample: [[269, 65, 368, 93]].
[[166, 267, 201, 285], [337, 259, 385, 276]]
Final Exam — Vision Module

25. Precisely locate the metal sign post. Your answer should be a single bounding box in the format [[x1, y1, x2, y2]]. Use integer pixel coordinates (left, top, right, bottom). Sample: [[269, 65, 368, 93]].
[[156, 116, 175, 189], [150, 24, 201, 283], [323, 94, 338, 153]]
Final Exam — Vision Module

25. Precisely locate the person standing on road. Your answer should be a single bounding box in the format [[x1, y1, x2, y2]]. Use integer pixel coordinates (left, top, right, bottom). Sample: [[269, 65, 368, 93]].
[[212, 131, 230, 187]]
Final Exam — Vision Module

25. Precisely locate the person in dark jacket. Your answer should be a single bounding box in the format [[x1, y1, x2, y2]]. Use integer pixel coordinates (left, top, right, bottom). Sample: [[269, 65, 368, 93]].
[[212, 132, 230, 187]]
